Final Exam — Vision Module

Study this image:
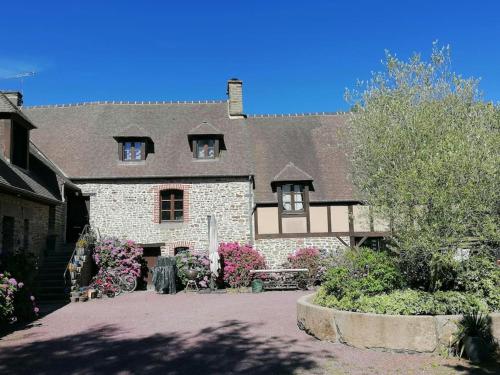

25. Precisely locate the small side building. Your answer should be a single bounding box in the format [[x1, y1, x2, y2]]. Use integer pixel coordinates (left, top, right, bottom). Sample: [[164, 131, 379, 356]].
[[0, 92, 70, 261]]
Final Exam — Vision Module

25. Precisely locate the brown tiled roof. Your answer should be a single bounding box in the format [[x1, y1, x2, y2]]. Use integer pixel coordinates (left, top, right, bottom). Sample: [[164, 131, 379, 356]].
[[114, 124, 150, 138], [0, 146, 62, 204], [247, 114, 355, 203], [24, 101, 355, 203], [188, 121, 223, 136], [25, 102, 253, 179]]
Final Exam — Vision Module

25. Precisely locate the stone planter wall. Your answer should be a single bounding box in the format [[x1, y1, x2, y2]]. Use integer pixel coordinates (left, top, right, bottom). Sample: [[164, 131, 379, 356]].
[[297, 293, 500, 353]]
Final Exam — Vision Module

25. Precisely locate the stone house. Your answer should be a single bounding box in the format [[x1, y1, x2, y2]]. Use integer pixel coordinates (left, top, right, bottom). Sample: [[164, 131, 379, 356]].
[[2, 80, 389, 268], [0, 92, 71, 261]]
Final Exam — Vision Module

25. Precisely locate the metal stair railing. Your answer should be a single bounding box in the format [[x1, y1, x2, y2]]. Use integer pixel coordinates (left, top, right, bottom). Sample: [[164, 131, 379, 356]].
[[63, 225, 100, 293]]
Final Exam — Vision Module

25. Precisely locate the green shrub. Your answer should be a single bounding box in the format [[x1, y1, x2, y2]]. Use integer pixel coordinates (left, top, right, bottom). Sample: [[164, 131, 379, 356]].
[[456, 253, 500, 311], [315, 288, 490, 315], [322, 248, 403, 299], [429, 251, 459, 292]]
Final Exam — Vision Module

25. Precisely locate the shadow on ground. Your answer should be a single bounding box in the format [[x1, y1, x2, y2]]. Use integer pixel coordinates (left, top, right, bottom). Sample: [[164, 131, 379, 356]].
[[0, 319, 331, 375], [444, 360, 500, 375], [0, 302, 69, 340]]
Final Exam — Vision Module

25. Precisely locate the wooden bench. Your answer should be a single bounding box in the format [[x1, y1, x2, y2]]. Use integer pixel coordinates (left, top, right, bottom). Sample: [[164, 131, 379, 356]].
[[250, 268, 309, 290]]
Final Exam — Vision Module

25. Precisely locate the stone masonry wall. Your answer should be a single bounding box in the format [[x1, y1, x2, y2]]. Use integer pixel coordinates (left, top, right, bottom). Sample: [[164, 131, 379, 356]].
[[0, 192, 50, 259], [77, 178, 252, 256], [255, 236, 349, 268]]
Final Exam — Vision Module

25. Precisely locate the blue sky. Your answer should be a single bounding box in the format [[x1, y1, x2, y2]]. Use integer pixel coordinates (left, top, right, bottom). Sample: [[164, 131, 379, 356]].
[[1, 1, 499, 113]]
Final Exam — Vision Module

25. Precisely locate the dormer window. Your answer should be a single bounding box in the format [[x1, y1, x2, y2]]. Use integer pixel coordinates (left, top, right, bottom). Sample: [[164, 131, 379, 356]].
[[195, 139, 218, 159], [188, 121, 225, 160], [282, 184, 305, 212], [272, 162, 314, 215], [122, 141, 144, 161], [117, 138, 149, 162]]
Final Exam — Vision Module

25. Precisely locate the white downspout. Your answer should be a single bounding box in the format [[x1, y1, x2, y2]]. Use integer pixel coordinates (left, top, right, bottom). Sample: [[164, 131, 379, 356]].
[[248, 176, 254, 245]]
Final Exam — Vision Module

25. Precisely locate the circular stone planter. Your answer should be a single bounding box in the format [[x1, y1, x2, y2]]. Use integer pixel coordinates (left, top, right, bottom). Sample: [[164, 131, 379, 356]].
[[297, 293, 500, 354]]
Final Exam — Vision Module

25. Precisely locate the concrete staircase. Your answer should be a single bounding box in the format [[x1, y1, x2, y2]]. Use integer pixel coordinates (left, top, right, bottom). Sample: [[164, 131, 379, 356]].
[[35, 244, 75, 303]]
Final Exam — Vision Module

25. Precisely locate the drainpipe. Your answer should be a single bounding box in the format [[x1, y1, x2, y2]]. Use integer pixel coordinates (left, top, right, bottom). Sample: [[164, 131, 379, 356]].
[[61, 183, 65, 202], [247, 176, 254, 245]]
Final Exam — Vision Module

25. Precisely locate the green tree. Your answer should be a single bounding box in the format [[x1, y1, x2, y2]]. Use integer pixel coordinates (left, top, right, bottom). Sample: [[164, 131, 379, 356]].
[[344, 43, 500, 289]]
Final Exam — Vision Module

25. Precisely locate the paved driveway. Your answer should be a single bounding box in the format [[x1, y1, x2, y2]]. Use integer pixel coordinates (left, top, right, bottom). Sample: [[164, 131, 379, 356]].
[[0, 291, 497, 374]]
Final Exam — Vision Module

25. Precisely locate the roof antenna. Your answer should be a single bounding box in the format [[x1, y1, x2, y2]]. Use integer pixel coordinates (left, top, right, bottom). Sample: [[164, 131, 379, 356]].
[[1, 71, 36, 93]]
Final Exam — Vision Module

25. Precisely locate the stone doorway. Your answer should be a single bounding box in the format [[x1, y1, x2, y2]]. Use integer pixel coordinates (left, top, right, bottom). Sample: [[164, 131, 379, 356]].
[[142, 246, 161, 289]]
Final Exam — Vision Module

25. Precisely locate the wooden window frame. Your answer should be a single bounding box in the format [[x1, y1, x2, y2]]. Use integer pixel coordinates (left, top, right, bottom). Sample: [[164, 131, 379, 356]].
[[160, 190, 184, 222], [192, 138, 220, 159], [119, 139, 146, 162], [279, 184, 308, 216]]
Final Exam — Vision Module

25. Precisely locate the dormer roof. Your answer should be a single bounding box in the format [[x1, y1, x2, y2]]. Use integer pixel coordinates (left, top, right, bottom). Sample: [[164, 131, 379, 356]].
[[272, 162, 313, 182], [113, 124, 151, 139], [0, 93, 36, 129], [188, 121, 223, 136]]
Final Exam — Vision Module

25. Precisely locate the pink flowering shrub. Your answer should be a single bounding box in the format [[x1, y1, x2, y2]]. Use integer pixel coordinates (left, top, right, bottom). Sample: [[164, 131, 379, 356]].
[[1, 272, 38, 326], [286, 247, 323, 287], [218, 242, 266, 288], [93, 238, 144, 278]]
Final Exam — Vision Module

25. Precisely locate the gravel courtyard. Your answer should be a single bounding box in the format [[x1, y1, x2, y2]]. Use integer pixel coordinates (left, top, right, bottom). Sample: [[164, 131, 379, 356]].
[[0, 291, 497, 375]]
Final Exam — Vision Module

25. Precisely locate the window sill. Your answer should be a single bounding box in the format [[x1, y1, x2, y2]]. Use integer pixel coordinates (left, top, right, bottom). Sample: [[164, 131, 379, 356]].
[[192, 158, 219, 162], [117, 161, 147, 165], [281, 211, 307, 217], [159, 220, 184, 226]]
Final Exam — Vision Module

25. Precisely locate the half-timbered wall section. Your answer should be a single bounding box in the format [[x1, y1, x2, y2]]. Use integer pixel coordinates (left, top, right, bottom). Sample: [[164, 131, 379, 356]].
[[255, 203, 390, 244]]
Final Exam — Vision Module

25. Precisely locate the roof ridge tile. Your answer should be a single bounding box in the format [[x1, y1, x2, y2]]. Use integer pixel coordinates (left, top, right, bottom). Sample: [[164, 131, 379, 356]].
[[247, 111, 345, 118], [23, 100, 225, 109]]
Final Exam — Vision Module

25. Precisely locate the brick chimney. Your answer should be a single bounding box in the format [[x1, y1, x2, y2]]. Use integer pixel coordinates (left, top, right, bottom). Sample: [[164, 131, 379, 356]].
[[226, 78, 245, 118], [2, 91, 23, 107]]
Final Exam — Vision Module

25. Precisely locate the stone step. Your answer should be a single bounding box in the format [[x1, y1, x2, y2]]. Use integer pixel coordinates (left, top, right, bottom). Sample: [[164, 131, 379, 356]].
[[37, 274, 66, 281], [36, 279, 64, 287], [36, 292, 68, 302], [38, 284, 66, 293], [43, 258, 69, 266], [44, 253, 71, 260]]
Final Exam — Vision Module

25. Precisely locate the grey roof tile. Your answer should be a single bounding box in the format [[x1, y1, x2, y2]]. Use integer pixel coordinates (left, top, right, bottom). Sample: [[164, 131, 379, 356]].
[[0, 149, 62, 203]]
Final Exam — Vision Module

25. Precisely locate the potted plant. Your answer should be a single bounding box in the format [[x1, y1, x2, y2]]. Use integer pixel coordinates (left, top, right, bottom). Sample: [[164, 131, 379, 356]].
[[67, 263, 77, 280], [76, 239, 87, 256], [451, 310, 495, 363], [186, 268, 198, 281]]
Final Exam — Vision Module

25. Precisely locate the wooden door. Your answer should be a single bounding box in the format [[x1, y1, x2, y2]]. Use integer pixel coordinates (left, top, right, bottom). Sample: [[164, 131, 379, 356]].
[[142, 247, 161, 289]]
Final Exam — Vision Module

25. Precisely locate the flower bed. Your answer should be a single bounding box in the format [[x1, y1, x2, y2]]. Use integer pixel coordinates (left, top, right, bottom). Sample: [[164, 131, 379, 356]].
[[218, 242, 266, 288], [91, 238, 144, 293], [297, 293, 500, 353], [315, 248, 500, 315], [1, 272, 38, 327]]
